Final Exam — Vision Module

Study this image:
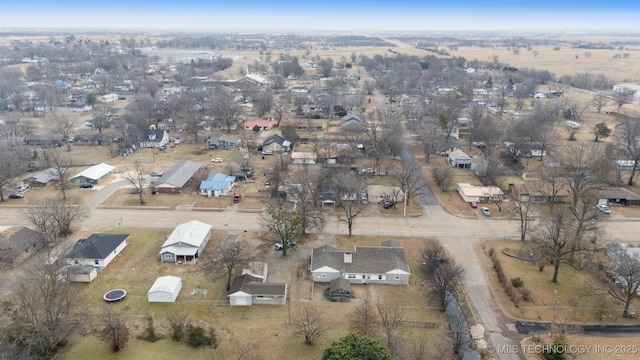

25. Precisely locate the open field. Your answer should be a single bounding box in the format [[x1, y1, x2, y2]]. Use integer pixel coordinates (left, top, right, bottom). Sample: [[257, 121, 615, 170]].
[[479, 240, 639, 324]]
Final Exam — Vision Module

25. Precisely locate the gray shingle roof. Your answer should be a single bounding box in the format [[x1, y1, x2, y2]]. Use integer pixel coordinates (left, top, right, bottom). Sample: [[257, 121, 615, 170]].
[[311, 242, 410, 274], [66, 233, 129, 260], [592, 187, 640, 201], [229, 274, 286, 296], [154, 160, 201, 187]]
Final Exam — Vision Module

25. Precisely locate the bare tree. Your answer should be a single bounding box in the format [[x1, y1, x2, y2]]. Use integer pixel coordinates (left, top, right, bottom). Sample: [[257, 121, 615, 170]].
[[349, 291, 376, 337], [262, 200, 304, 257], [272, 99, 291, 127], [287, 168, 326, 234], [2, 253, 81, 359], [212, 89, 243, 132], [92, 104, 114, 134], [605, 242, 640, 318], [331, 173, 369, 236], [561, 144, 605, 208], [513, 199, 535, 242], [24, 197, 89, 246], [50, 115, 75, 152], [47, 149, 73, 200], [0, 141, 30, 202], [591, 93, 609, 114], [615, 117, 640, 185], [420, 238, 465, 311], [122, 160, 149, 204], [294, 305, 328, 345], [375, 298, 405, 357], [208, 236, 255, 291], [101, 307, 130, 352], [614, 91, 629, 115], [432, 165, 453, 192], [388, 161, 425, 204]]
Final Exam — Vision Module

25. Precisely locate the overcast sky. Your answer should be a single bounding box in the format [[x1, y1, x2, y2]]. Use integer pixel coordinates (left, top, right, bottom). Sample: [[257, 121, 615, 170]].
[[2, 1, 639, 32]]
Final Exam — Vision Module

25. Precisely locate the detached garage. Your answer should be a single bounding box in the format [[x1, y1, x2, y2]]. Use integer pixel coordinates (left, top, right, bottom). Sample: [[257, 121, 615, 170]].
[[147, 276, 182, 303]]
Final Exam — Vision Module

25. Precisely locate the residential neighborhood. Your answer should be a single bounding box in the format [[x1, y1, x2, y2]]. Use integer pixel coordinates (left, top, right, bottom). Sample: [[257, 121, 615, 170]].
[[1, 24, 640, 360]]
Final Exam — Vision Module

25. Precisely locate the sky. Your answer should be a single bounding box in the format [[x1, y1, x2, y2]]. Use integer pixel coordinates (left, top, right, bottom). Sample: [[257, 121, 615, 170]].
[[2, 1, 640, 33]]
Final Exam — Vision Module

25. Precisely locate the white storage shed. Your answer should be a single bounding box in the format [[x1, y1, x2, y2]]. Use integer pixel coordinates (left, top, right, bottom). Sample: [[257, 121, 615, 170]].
[[147, 275, 182, 302]]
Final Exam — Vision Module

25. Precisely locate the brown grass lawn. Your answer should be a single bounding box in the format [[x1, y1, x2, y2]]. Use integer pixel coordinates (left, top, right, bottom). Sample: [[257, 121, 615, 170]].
[[61, 229, 452, 360], [479, 240, 639, 324]]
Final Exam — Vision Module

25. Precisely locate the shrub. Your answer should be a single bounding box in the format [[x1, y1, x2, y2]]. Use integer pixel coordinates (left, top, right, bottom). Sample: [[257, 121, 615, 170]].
[[511, 277, 524, 288], [137, 315, 162, 343], [488, 247, 495, 257], [520, 287, 532, 301], [538, 262, 546, 272], [185, 324, 217, 348], [542, 335, 567, 360]]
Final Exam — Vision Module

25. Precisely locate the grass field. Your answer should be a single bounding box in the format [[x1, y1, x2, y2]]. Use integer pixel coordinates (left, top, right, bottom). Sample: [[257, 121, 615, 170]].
[[480, 240, 639, 324]]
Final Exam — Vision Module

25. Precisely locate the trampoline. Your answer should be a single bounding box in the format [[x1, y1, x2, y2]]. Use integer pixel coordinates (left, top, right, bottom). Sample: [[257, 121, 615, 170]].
[[103, 289, 127, 302]]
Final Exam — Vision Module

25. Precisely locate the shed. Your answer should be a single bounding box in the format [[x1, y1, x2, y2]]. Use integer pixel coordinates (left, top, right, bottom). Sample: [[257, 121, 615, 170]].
[[328, 277, 352, 301], [68, 265, 98, 283], [147, 275, 182, 302]]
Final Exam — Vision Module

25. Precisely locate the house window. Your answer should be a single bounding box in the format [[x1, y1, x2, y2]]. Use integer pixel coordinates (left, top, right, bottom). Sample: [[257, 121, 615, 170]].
[[347, 274, 356, 279], [320, 274, 327, 279], [164, 254, 172, 259], [378, 275, 383, 280], [395, 275, 400, 280], [94, 260, 99, 265]]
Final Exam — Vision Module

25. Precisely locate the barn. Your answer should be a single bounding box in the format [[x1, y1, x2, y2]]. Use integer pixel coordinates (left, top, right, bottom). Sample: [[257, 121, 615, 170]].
[[147, 276, 182, 303]]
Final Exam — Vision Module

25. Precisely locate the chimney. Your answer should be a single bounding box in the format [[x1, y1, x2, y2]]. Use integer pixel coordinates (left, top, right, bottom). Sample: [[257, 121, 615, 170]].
[[344, 253, 352, 263]]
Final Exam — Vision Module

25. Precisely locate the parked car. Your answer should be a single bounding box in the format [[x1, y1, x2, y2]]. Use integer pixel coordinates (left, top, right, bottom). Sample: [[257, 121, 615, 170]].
[[275, 240, 296, 250], [233, 193, 242, 203], [469, 201, 478, 209], [264, 181, 271, 187], [480, 207, 491, 216], [211, 157, 223, 163], [174, 138, 182, 145], [383, 201, 394, 209], [150, 171, 163, 177], [361, 167, 376, 174], [16, 184, 29, 192], [8, 193, 24, 199], [80, 183, 94, 189], [597, 204, 612, 214], [261, 150, 273, 155]]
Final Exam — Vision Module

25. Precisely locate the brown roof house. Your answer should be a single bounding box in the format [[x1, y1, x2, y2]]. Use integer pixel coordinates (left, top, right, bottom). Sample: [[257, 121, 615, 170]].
[[510, 181, 570, 204], [310, 240, 410, 285], [0, 227, 42, 270], [591, 187, 640, 207]]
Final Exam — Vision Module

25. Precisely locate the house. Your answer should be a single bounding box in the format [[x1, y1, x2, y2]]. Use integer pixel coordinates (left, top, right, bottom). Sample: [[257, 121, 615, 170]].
[[328, 277, 352, 301], [522, 143, 546, 158], [367, 185, 404, 203], [309, 240, 411, 285], [457, 183, 504, 203], [471, 156, 490, 176], [437, 140, 460, 156], [243, 120, 273, 131], [341, 114, 367, 133], [73, 134, 106, 146], [291, 86, 309, 93], [148, 276, 182, 302], [228, 274, 287, 306], [139, 129, 169, 148], [151, 160, 201, 194], [321, 186, 337, 209], [0, 227, 42, 270], [448, 149, 472, 168], [591, 187, 640, 207], [23, 167, 62, 188], [510, 182, 570, 204], [159, 220, 211, 264], [70, 163, 115, 185], [24, 134, 65, 147], [199, 173, 235, 197], [291, 152, 317, 164], [99, 93, 119, 102], [262, 134, 291, 153], [65, 233, 129, 277], [217, 134, 240, 148]]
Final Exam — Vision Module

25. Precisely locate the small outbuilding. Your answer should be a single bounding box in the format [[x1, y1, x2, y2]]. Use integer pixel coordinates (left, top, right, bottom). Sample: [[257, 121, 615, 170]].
[[327, 277, 352, 301], [147, 275, 182, 302]]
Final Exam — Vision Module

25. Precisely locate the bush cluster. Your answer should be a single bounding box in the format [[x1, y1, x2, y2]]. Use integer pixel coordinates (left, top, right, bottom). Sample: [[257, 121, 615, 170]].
[[488, 248, 532, 306]]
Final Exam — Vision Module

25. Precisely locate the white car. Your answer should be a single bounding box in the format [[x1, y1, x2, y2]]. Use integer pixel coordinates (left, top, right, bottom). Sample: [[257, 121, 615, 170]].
[[597, 204, 612, 214], [480, 207, 491, 216], [211, 157, 223, 163], [174, 138, 182, 145], [16, 184, 29, 192]]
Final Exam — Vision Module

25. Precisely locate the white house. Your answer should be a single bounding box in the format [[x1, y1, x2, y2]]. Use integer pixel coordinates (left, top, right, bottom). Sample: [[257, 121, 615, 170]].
[[199, 173, 235, 197], [65, 233, 129, 282], [147, 276, 182, 302], [290, 152, 317, 164], [70, 163, 115, 185], [457, 183, 504, 203], [99, 93, 119, 102], [310, 241, 411, 285], [228, 274, 287, 306], [139, 129, 169, 148], [159, 220, 212, 264], [367, 185, 404, 203]]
